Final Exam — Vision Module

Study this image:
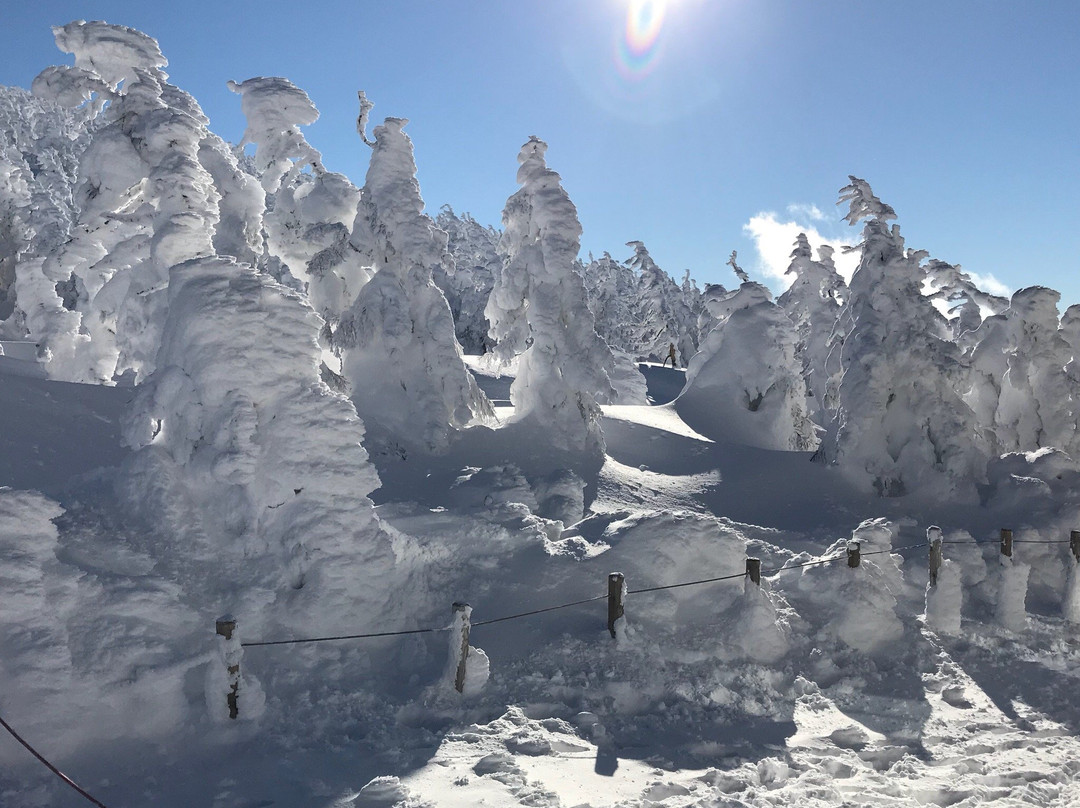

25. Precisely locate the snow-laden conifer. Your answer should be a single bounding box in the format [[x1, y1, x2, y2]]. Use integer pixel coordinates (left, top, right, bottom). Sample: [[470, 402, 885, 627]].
[[966, 287, 1075, 454], [434, 205, 500, 354], [924, 258, 1006, 346], [626, 240, 698, 365], [582, 251, 638, 356], [121, 257, 400, 637], [777, 233, 846, 425], [486, 136, 615, 456], [0, 86, 92, 338], [335, 116, 493, 452], [229, 77, 368, 328], [10, 23, 266, 383], [823, 177, 986, 498]]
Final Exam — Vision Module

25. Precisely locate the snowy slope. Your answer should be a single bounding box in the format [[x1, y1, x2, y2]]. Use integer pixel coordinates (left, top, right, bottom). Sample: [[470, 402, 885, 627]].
[[2, 360, 1080, 807]]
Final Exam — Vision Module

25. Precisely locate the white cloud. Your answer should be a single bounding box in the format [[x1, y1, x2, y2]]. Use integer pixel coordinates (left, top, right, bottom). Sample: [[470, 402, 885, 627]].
[[785, 203, 826, 222], [966, 270, 1011, 298], [743, 211, 859, 288]]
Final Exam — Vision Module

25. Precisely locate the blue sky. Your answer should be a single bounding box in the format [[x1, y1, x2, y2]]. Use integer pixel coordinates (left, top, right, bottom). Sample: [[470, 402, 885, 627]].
[[3, 1, 1078, 303]]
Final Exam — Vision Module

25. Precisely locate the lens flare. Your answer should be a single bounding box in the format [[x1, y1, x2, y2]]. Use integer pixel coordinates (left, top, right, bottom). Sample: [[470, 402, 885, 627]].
[[616, 0, 668, 80]]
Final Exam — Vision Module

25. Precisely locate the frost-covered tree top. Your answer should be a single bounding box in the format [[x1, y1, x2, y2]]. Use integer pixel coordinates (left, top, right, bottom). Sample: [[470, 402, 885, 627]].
[[839, 175, 897, 225], [727, 250, 750, 284], [487, 136, 614, 455], [924, 258, 1007, 342], [53, 20, 167, 89], [350, 117, 450, 279], [228, 76, 324, 193], [4, 21, 259, 383]]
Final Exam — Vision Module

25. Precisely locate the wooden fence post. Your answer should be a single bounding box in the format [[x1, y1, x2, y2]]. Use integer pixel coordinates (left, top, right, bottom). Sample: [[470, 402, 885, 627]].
[[1000, 528, 1013, 559], [847, 541, 861, 568], [928, 527, 943, 587], [215, 618, 240, 720], [1071, 530, 1080, 563], [607, 572, 625, 638], [450, 603, 471, 694], [746, 557, 761, 587]]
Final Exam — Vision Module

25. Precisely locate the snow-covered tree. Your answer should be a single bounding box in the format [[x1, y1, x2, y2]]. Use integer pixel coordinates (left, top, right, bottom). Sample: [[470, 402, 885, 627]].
[[7, 22, 267, 384], [121, 257, 402, 638], [0, 84, 93, 337], [966, 286, 1075, 454], [823, 177, 986, 498], [776, 233, 847, 425], [581, 251, 637, 354], [676, 280, 817, 451], [230, 77, 371, 328], [486, 136, 615, 456], [434, 205, 500, 354], [334, 116, 493, 453], [626, 241, 698, 364]]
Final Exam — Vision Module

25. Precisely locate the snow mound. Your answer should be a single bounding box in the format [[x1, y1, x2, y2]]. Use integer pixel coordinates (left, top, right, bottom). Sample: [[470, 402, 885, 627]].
[[677, 282, 817, 452]]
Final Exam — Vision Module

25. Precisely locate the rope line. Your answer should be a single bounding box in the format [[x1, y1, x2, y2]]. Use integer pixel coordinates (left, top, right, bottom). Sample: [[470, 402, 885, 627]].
[[471, 594, 608, 627], [242, 625, 446, 648], [0, 712, 111, 808], [240, 536, 1072, 646], [628, 571, 746, 595]]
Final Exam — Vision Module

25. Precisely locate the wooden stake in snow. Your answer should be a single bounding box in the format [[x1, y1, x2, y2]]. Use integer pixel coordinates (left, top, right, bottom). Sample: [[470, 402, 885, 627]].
[[607, 572, 625, 638], [1000, 528, 1013, 559], [450, 603, 471, 694], [215, 618, 240, 720], [746, 557, 761, 587], [928, 527, 943, 587], [1071, 530, 1080, 563], [847, 541, 861, 568]]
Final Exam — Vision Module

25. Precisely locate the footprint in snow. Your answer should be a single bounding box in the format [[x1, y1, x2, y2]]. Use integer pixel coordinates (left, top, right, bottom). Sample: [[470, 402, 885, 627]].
[[829, 726, 871, 750], [942, 685, 973, 709], [506, 731, 553, 755]]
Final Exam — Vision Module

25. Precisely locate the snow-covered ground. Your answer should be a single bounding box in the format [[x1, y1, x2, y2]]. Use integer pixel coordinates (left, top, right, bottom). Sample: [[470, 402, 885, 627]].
[[2, 358, 1079, 807]]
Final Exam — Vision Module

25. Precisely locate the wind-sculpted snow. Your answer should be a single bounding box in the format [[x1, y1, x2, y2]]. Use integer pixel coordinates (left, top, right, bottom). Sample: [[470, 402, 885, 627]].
[[336, 115, 493, 452], [53, 20, 167, 90], [487, 136, 615, 457], [120, 257, 399, 639], [795, 519, 904, 655], [227, 76, 323, 194], [677, 281, 818, 451]]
